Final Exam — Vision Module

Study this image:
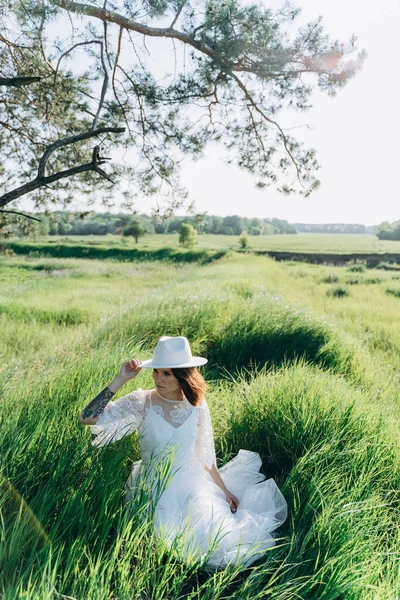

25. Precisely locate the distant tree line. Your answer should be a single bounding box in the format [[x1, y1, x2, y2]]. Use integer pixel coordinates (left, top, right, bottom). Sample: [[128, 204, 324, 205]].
[[155, 215, 297, 236], [376, 220, 400, 240], [2, 211, 298, 238], [1, 211, 386, 239], [294, 223, 371, 234]]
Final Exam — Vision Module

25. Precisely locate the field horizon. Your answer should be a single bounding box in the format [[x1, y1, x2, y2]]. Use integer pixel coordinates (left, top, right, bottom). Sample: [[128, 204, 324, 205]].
[[3, 232, 400, 254]]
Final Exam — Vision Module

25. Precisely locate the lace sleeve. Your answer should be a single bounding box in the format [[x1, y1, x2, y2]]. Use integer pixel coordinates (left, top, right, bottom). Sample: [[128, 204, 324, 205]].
[[195, 398, 217, 469], [89, 389, 146, 448]]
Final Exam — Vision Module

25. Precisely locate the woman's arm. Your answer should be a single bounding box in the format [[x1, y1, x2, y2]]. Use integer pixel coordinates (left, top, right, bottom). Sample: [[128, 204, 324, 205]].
[[205, 465, 239, 513], [79, 359, 142, 425], [196, 400, 239, 513]]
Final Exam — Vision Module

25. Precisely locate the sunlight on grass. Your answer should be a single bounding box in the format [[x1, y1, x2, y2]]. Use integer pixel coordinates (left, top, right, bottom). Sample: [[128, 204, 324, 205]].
[[1, 252, 400, 598]]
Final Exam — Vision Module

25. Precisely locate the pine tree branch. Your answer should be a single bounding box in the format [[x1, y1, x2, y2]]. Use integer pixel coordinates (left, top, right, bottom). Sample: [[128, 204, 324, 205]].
[[0, 77, 42, 87], [170, 1, 188, 28], [1, 162, 110, 206], [0, 126, 125, 207], [229, 71, 302, 183], [52, 1, 344, 78], [53, 1, 219, 62], [37, 126, 125, 178], [53, 40, 109, 129], [0, 210, 41, 222]]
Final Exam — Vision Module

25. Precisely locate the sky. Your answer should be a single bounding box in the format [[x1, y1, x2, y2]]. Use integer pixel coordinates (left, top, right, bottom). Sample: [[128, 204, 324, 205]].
[[19, 0, 400, 225], [136, 0, 400, 225]]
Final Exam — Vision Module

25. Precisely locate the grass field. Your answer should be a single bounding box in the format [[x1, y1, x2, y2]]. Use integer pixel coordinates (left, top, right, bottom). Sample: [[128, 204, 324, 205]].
[[1, 250, 400, 599], [13, 232, 400, 253]]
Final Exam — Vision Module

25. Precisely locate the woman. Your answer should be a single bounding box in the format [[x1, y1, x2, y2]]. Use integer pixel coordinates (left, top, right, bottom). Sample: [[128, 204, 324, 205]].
[[80, 336, 287, 569]]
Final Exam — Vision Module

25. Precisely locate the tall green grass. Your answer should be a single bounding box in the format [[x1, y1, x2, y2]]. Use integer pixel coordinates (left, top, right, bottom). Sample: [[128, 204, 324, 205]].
[[2, 357, 400, 598], [1, 253, 400, 598], [90, 278, 359, 383], [0, 303, 90, 326]]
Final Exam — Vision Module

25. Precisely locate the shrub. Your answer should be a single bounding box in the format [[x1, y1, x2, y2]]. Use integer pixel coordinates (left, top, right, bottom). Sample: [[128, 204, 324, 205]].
[[0, 244, 14, 256], [347, 263, 366, 273], [386, 288, 400, 298], [376, 262, 400, 271], [327, 286, 349, 298], [238, 230, 249, 250], [319, 274, 340, 284], [178, 223, 197, 248]]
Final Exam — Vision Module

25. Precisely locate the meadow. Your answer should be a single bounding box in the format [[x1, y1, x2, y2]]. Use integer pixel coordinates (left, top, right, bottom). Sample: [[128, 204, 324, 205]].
[[6, 232, 400, 254], [1, 249, 400, 599]]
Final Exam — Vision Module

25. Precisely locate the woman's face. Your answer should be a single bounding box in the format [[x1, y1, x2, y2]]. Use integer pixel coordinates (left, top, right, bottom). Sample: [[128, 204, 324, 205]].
[[152, 368, 182, 396]]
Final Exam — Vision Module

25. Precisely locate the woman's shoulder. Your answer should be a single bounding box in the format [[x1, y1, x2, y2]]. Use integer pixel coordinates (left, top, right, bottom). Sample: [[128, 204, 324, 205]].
[[197, 396, 208, 409], [119, 388, 151, 405]]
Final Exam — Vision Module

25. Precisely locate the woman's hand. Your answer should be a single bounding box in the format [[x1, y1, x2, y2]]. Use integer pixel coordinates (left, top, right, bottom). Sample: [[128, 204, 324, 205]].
[[225, 490, 239, 514], [205, 465, 239, 513], [118, 358, 142, 381], [80, 359, 142, 426]]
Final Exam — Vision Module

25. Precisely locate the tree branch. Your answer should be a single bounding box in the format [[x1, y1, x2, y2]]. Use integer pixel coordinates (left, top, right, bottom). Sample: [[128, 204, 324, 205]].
[[229, 71, 302, 182], [0, 126, 125, 207], [170, 0, 188, 28], [54, 40, 98, 81], [0, 210, 41, 222], [37, 126, 125, 178], [92, 41, 109, 129], [54, 1, 218, 61], [0, 77, 42, 87], [52, 1, 341, 79], [1, 161, 112, 207], [53, 39, 109, 129], [93, 164, 114, 184], [0, 33, 29, 50]]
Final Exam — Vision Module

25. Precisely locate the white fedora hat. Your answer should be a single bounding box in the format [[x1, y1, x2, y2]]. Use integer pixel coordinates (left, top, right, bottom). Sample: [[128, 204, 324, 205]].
[[141, 336, 207, 369]]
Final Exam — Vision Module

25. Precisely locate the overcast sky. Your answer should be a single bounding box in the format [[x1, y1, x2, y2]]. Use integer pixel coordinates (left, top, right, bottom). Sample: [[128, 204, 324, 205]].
[[134, 0, 399, 225]]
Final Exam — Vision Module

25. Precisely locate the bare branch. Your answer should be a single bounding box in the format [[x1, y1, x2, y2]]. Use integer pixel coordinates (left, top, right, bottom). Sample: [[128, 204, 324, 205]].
[[37, 126, 125, 178], [54, 39, 109, 125], [103, 7, 113, 69], [0, 210, 41, 222], [54, 41, 93, 80], [53, 38, 110, 128], [0, 33, 30, 50], [93, 164, 115, 184], [0, 126, 125, 206], [0, 160, 115, 207], [92, 41, 109, 129], [170, 0, 188, 28], [111, 27, 135, 140], [38, 1, 56, 72]]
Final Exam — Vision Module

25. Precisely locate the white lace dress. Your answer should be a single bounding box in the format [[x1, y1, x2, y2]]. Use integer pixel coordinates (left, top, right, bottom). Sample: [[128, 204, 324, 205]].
[[90, 389, 287, 569]]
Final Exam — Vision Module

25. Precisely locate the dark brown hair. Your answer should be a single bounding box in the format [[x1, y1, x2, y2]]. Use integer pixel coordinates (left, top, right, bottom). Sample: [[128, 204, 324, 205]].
[[171, 367, 207, 407]]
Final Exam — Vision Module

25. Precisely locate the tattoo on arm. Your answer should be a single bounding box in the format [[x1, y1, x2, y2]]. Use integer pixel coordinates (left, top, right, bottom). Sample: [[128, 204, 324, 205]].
[[81, 387, 115, 420]]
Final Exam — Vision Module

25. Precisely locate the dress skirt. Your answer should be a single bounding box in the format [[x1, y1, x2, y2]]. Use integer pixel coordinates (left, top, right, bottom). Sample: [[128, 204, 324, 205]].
[[124, 449, 287, 570]]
